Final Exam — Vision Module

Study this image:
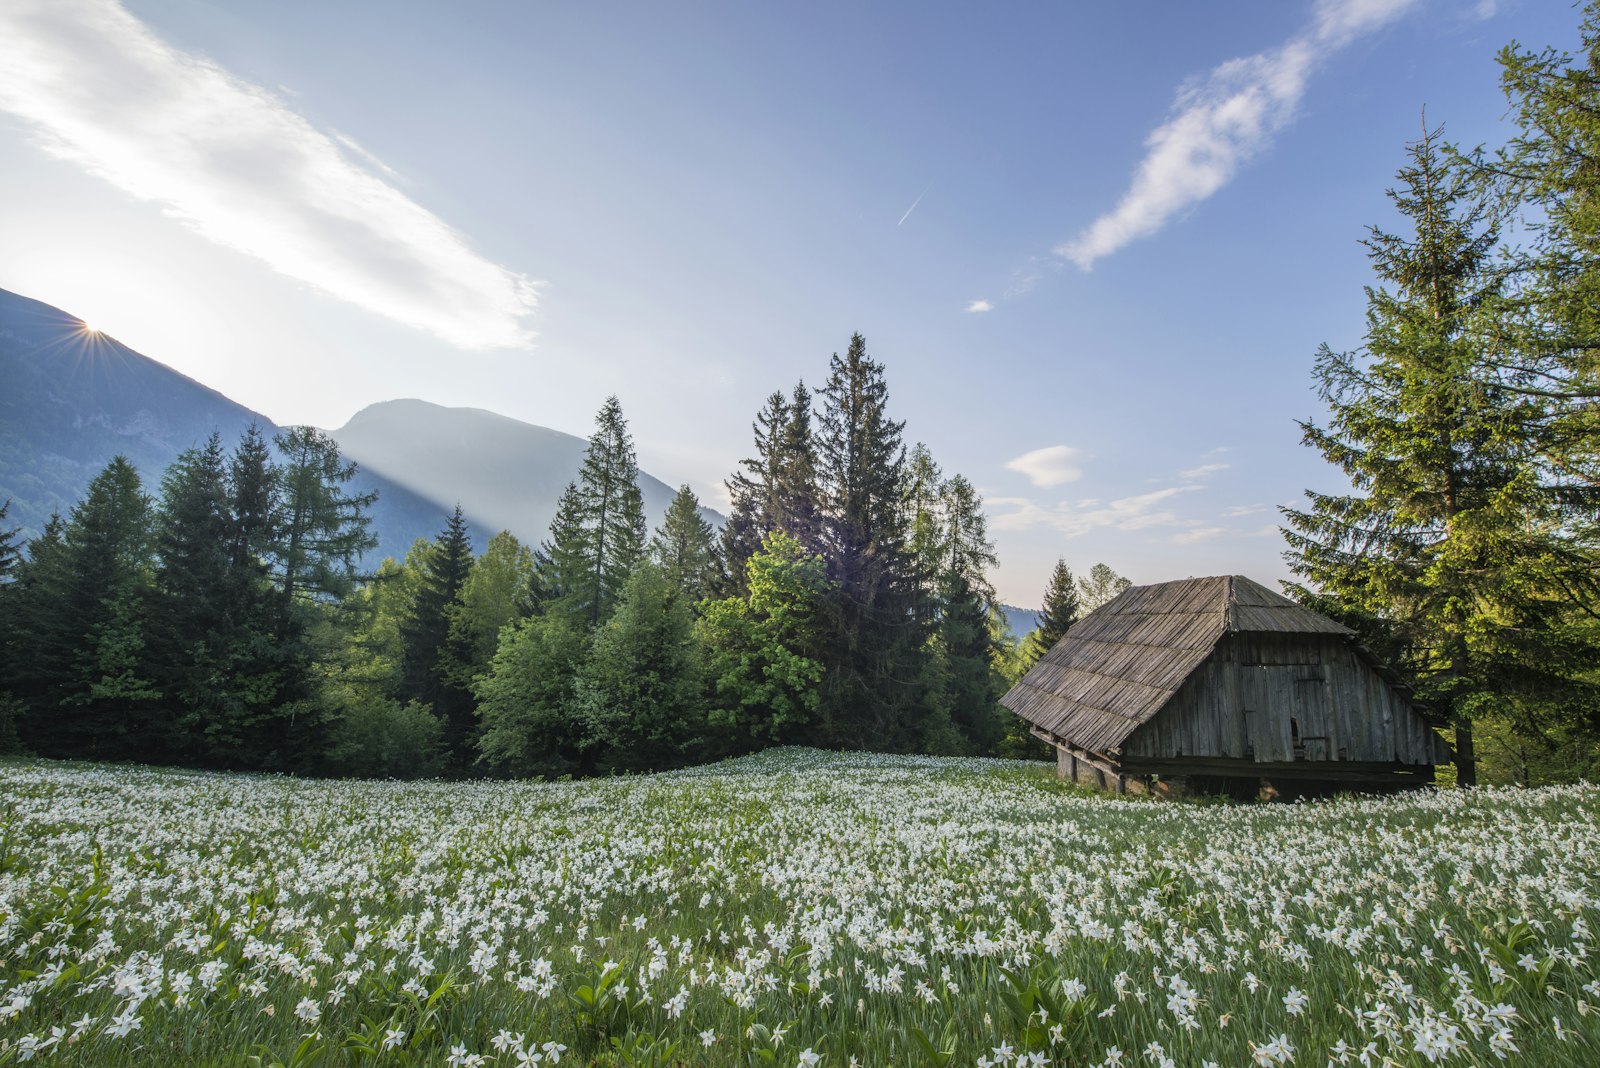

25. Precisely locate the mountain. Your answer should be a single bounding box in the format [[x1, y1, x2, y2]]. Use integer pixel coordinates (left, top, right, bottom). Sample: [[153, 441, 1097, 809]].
[[999, 604, 1040, 643], [0, 286, 714, 564], [327, 399, 712, 557]]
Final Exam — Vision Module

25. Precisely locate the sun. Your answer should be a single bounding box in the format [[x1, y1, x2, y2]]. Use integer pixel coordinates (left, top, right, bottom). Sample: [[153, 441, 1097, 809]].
[[78, 321, 101, 336]]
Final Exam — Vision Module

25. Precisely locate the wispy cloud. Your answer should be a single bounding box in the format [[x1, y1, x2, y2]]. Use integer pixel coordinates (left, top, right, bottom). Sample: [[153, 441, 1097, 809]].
[[991, 456, 1251, 540], [1004, 445, 1086, 488], [1171, 525, 1228, 545], [989, 485, 1203, 538], [0, 0, 539, 348], [966, 299, 993, 314], [1057, 0, 1422, 270]]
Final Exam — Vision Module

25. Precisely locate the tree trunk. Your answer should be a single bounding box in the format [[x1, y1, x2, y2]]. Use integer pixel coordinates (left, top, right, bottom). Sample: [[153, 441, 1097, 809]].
[[1454, 715, 1477, 787]]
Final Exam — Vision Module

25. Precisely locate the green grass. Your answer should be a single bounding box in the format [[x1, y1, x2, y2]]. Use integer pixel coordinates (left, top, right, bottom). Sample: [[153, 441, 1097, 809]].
[[0, 748, 1596, 1066]]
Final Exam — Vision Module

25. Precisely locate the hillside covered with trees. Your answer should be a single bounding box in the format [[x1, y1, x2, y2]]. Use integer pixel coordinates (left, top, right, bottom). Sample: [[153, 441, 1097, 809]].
[[0, 336, 1084, 776]]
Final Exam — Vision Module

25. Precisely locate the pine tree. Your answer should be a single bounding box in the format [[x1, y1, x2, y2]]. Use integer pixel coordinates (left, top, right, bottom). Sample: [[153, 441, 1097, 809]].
[[538, 482, 588, 617], [7, 515, 69, 725], [399, 506, 477, 762], [273, 426, 378, 611], [720, 383, 823, 593], [1022, 559, 1081, 670], [773, 382, 822, 552], [17, 458, 159, 758], [721, 390, 791, 593], [933, 474, 1005, 753], [816, 333, 925, 750], [1283, 126, 1599, 785], [0, 499, 19, 582], [651, 485, 720, 602], [550, 397, 648, 627], [0, 500, 21, 727], [1486, 10, 1600, 497], [150, 435, 234, 759]]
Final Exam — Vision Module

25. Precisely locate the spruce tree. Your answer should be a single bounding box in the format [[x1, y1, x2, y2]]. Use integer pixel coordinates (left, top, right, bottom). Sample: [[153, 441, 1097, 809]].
[[933, 474, 1005, 753], [721, 390, 791, 593], [816, 333, 925, 750], [7, 515, 69, 727], [539, 482, 589, 619], [18, 458, 159, 758], [399, 506, 477, 761], [1487, 10, 1600, 497], [773, 382, 822, 553], [0, 499, 19, 582], [273, 426, 378, 611], [150, 435, 235, 760], [0, 501, 18, 742], [720, 383, 823, 593], [904, 444, 945, 605], [651, 484, 720, 602], [1283, 126, 1599, 785], [1022, 559, 1081, 670], [552, 397, 648, 627]]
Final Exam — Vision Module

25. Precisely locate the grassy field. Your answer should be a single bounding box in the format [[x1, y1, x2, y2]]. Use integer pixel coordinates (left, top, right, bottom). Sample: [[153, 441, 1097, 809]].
[[0, 750, 1597, 1066]]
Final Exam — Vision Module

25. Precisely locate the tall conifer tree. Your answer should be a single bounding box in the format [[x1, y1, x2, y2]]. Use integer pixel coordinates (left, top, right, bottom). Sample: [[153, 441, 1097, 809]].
[[651, 485, 720, 602], [272, 426, 377, 611], [1022, 559, 1081, 670], [816, 334, 925, 749], [399, 506, 477, 760], [1283, 126, 1600, 784], [18, 458, 159, 758]]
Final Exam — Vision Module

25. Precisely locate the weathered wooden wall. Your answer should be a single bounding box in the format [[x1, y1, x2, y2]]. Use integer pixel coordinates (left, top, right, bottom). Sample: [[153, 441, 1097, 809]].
[[1119, 634, 1445, 766]]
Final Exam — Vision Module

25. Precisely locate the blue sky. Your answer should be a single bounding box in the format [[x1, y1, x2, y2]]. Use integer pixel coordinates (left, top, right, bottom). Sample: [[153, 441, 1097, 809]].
[[0, 0, 1577, 605]]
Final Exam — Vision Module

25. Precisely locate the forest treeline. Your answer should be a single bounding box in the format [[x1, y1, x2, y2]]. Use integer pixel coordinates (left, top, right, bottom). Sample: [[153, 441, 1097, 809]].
[[0, 337, 1129, 777]]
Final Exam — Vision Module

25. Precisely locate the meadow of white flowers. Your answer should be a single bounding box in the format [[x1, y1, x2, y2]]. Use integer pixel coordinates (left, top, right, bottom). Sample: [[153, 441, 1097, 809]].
[[0, 749, 1596, 1067]]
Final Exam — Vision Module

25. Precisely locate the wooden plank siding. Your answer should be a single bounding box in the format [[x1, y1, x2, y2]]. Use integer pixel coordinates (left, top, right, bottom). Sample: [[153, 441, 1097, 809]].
[[1119, 633, 1450, 767]]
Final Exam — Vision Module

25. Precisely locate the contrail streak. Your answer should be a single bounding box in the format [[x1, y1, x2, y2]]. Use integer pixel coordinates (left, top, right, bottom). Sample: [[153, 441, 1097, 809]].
[[897, 187, 928, 226]]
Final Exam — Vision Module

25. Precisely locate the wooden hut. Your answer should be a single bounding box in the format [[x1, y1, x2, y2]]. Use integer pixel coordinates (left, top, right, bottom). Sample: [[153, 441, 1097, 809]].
[[1002, 575, 1451, 797]]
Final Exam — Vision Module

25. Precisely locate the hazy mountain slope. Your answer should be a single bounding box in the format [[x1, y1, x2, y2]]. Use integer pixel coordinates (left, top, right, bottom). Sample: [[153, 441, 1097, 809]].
[[999, 604, 1041, 643], [0, 286, 267, 533], [0, 289, 484, 562], [329, 399, 714, 552], [0, 287, 716, 566]]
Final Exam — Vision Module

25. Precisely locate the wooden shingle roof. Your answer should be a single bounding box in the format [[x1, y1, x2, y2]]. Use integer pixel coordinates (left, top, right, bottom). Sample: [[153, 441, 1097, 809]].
[[1001, 575, 1352, 754]]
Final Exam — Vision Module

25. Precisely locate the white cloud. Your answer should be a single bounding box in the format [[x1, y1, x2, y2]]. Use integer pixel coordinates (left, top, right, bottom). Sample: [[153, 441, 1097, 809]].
[[1170, 525, 1227, 545], [1058, 0, 1421, 270], [1180, 462, 1231, 480], [1003, 445, 1086, 488], [0, 0, 539, 349], [966, 299, 993, 313], [989, 484, 1203, 538]]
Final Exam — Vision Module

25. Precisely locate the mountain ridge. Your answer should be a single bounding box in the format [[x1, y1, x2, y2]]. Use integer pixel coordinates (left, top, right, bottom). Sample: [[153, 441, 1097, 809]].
[[0, 286, 714, 563]]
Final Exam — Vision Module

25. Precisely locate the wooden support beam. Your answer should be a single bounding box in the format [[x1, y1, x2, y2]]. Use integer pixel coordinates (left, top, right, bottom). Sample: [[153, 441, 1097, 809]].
[[1120, 755, 1433, 782]]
